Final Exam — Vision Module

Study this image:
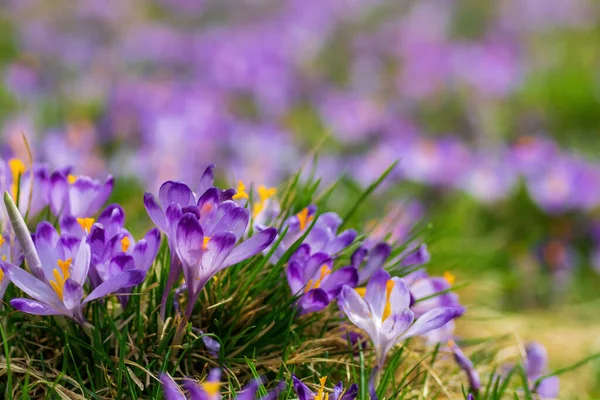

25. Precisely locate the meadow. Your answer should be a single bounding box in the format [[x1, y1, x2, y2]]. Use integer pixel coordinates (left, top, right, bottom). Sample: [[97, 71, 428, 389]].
[[1, 0, 600, 398]]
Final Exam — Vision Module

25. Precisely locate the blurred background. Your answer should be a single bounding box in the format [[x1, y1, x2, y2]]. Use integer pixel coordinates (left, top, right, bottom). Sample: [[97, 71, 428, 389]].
[[1, 0, 600, 397]]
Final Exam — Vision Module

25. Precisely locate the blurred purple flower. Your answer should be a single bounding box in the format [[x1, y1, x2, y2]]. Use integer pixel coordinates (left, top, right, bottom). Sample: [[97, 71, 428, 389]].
[[292, 375, 358, 400]]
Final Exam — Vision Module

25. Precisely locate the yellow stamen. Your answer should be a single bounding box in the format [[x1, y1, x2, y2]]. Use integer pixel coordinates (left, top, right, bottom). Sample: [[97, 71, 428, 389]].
[[1, 255, 6, 261], [202, 381, 221, 396], [382, 280, 395, 322], [443, 271, 455, 286], [67, 174, 78, 184], [315, 376, 328, 400], [0, 269, 4, 282], [57, 258, 72, 278], [304, 265, 331, 292], [232, 180, 249, 200], [8, 158, 26, 199], [121, 236, 131, 252], [50, 280, 64, 300], [257, 185, 277, 202], [203, 236, 211, 250], [0, 236, 4, 247], [252, 202, 264, 218], [448, 339, 456, 348], [355, 287, 366, 297], [53, 268, 65, 287], [77, 217, 95, 233], [296, 207, 313, 231]]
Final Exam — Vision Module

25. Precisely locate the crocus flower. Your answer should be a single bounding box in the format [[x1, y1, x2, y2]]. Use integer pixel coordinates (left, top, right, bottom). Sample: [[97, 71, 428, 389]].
[[286, 244, 358, 314], [49, 169, 114, 218], [448, 340, 481, 394], [524, 342, 559, 399], [85, 204, 160, 306], [160, 370, 285, 400], [143, 166, 235, 317], [350, 242, 392, 285], [338, 269, 464, 367], [405, 270, 462, 344], [292, 375, 358, 400], [273, 206, 356, 263]]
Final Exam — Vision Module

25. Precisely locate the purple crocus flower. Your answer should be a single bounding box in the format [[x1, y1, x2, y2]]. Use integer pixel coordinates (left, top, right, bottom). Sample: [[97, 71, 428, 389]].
[[448, 340, 481, 394], [338, 269, 464, 367], [85, 204, 160, 306], [525, 342, 559, 399], [143, 165, 236, 317], [292, 375, 358, 400], [285, 244, 358, 314], [274, 206, 356, 263], [160, 370, 285, 400], [49, 169, 114, 218]]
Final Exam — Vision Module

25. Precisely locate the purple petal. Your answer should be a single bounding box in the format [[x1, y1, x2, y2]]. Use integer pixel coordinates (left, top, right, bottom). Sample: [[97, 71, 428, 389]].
[[326, 229, 357, 254], [144, 192, 167, 232], [183, 380, 210, 399], [318, 212, 342, 232], [0, 261, 62, 309], [97, 204, 125, 238], [88, 224, 106, 259], [525, 342, 549, 378], [297, 288, 330, 314], [351, 247, 367, 269], [68, 177, 102, 217], [535, 376, 559, 398], [197, 164, 215, 194], [10, 298, 62, 316], [201, 231, 237, 274], [88, 175, 114, 216], [290, 244, 311, 264], [175, 213, 204, 271], [222, 227, 276, 267], [388, 277, 411, 311], [132, 229, 160, 272], [402, 307, 465, 339], [359, 242, 391, 284], [59, 215, 84, 238], [83, 269, 145, 304], [34, 221, 60, 280], [381, 309, 414, 340], [108, 254, 136, 278], [212, 206, 249, 240], [286, 261, 305, 294], [342, 383, 359, 400], [365, 269, 391, 321], [401, 244, 430, 267], [339, 286, 372, 324], [197, 187, 219, 226], [165, 204, 184, 239], [159, 374, 186, 400], [320, 266, 359, 298], [302, 252, 331, 284], [236, 380, 260, 400], [292, 375, 315, 400], [49, 171, 69, 216], [159, 181, 194, 208], [63, 279, 84, 310], [70, 240, 91, 286]]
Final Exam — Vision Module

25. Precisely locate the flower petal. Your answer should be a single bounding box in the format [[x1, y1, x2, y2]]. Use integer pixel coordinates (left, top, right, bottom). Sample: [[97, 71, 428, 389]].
[[326, 229, 357, 254], [159, 181, 194, 208], [359, 242, 391, 284], [222, 227, 276, 267], [88, 175, 114, 216], [176, 213, 204, 273], [10, 298, 62, 316], [49, 171, 69, 216], [197, 164, 215, 195], [97, 204, 125, 238], [319, 266, 359, 298], [339, 285, 372, 328], [159, 373, 186, 400], [292, 375, 315, 400], [342, 383, 359, 400], [132, 228, 160, 272], [402, 307, 465, 339], [365, 269, 391, 321], [388, 277, 411, 311], [297, 288, 330, 314], [70, 240, 91, 286], [0, 261, 62, 309], [108, 254, 136, 278], [286, 261, 304, 294], [144, 192, 167, 232], [34, 221, 61, 281], [83, 269, 145, 304], [202, 231, 237, 275], [212, 206, 249, 240], [63, 279, 84, 310]]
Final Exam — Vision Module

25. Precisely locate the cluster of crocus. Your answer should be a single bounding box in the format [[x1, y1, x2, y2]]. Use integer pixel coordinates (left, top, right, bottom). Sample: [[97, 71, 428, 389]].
[[0, 193, 145, 324], [161, 369, 286, 400]]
